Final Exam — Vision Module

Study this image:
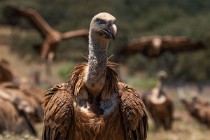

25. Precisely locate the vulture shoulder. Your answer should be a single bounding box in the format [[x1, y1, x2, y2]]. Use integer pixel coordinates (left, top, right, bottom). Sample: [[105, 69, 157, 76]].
[[118, 82, 148, 140], [42, 83, 74, 140]]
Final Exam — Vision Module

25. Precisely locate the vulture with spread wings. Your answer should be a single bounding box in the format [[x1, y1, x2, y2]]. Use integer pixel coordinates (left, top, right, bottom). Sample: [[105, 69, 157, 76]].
[[116, 36, 205, 57], [43, 12, 148, 140], [4, 6, 88, 61]]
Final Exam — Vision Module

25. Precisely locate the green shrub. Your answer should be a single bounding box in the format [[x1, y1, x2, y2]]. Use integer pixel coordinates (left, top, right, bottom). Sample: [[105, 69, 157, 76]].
[[57, 62, 75, 80]]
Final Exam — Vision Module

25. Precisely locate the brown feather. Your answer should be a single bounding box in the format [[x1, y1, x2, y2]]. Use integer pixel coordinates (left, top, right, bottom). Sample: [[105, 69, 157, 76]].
[[119, 82, 148, 139], [117, 36, 205, 57], [0, 87, 39, 135], [181, 97, 210, 128], [43, 62, 148, 140]]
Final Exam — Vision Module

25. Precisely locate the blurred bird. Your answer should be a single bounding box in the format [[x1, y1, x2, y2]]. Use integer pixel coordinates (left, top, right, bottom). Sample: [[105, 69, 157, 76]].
[[43, 12, 148, 140], [0, 82, 44, 122], [0, 59, 44, 126], [0, 87, 37, 135], [116, 36, 205, 57], [143, 71, 174, 130], [4, 6, 89, 75], [178, 90, 210, 128]]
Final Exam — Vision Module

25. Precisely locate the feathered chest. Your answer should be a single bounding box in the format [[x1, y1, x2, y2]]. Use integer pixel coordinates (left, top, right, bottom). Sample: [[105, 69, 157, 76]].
[[69, 62, 120, 116], [74, 91, 120, 116], [66, 63, 125, 139], [73, 93, 123, 140]]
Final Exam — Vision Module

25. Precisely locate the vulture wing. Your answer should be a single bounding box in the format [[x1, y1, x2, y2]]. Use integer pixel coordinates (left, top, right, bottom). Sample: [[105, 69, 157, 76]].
[[119, 82, 148, 140], [5, 6, 54, 38], [117, 36, 205, 57], [43, 83, 74, 140], [117, 38, 150, 56], [61, 29, 89, 41], [161, 36, 205, 53]]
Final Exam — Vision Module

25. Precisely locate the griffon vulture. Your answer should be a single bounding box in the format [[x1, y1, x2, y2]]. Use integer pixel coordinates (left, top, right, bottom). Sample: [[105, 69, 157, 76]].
[[43, 12, 148, 140], [0, 87, 37, 135], [4, 6, 88, 61], [0, 59, 44, 123], [179, 92, 210, 128], [0, 82, 44, 124], [116, 36, 205, 57], [143, 71, 173, 130]]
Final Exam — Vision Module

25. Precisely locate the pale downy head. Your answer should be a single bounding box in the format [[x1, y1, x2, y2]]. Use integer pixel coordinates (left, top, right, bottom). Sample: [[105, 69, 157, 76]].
[[90, 12, 117, 40], [157, 70, 168, 80]]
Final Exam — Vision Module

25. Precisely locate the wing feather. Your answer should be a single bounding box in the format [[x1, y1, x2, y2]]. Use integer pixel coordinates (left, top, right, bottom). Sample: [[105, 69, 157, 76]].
[[162, 36, 205, 52], [119, 82, 148, 140], [43, 83, 74, 140], [117, 36, 205, 57], [6, 6, 54, 38], [61, 29, 88, 40]]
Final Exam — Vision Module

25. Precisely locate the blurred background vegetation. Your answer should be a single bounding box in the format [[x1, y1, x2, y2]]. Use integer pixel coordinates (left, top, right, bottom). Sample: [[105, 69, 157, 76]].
[[0, 0, 210, 83]]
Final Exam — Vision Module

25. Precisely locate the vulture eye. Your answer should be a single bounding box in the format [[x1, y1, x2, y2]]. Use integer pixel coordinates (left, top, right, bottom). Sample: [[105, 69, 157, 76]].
[[96, 19, 106, 25]]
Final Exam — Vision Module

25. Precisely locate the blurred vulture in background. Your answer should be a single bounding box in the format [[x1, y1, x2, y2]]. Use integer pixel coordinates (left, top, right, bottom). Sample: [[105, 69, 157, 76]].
[[0, 85, 39, 135], [143, 71, 174, 130], [0, 58, 44, 135], [116, 36, 205, 57], [178, 89, 210, 128], [0, 58, 13, 83], [4, 6, 89, 75], [4, 6, 88, 60]]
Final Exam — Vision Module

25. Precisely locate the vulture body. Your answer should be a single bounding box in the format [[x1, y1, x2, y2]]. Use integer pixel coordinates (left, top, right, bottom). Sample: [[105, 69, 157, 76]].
[[0, 59, 13, 83], [117, 36, 205, 57], [143, 71, 173, 130], [0, 96, 35, 134], [0, 59, 44, 134], [180, 96, 210, 128], [4, 6, 89, 61], [0, 58, 43, 123], [43, 13, 148, 140], [0, 85, 37, 135]]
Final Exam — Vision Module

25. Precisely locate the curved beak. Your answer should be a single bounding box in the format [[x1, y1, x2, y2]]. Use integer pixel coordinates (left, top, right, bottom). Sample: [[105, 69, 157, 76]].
[[102, 23, 117, 40], [110, 24, 117, 39]]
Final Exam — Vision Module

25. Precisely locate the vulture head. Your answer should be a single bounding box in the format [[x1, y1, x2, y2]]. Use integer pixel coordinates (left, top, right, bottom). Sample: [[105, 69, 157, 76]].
[[157, 70, 168, 80], [90, 12, 117, 41]]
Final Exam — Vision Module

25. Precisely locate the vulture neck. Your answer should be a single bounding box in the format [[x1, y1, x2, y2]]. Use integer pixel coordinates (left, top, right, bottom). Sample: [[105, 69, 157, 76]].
[[156, 78, 164, 96], [85, 32, 109, 97], [157, 78, 163, 89]]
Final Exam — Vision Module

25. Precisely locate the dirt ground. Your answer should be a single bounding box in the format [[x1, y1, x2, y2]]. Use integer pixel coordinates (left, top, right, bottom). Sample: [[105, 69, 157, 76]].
[[0, 26, 210, 140]]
